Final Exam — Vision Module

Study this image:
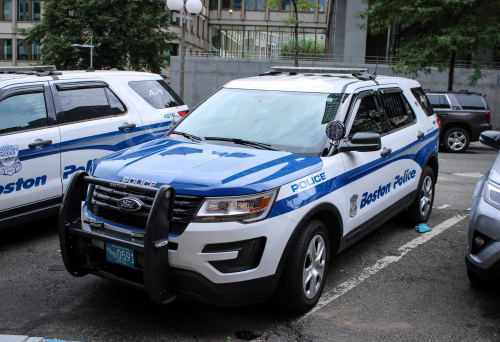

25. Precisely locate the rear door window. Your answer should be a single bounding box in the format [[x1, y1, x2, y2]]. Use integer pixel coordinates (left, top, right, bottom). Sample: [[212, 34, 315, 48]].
[[0, 92, 48, 135], [378, 90, 416, 132], [411, 88, 434, 117], [455, 95, 486, 110], [129, 80, 184, 109], [427, 94, 451, 109]]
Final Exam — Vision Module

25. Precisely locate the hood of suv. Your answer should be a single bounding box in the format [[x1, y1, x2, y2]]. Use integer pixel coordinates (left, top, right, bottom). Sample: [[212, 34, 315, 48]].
[[92, 138, 323, 196]]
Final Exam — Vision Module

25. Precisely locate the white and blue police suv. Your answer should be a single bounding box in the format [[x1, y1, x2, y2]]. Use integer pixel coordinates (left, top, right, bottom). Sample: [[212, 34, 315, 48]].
[[0, 69, 188, 229], [60, 67, 440, 313]]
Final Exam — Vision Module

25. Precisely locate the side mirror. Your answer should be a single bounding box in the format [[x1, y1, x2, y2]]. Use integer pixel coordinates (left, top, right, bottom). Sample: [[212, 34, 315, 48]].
[[480, 131, 500, 150], [325, 121, 345, 141], [338, 132, 382, 153]]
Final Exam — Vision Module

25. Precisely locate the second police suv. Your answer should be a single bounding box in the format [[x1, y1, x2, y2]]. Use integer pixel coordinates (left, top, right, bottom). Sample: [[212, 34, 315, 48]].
[[60, 67, 440, 313]]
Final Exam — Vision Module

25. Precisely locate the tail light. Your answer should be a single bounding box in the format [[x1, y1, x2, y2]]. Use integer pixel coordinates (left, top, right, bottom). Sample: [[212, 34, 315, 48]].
[[437, 118, 441, 127], [487, 110, 491, 124], [178, 110, 189, 117]]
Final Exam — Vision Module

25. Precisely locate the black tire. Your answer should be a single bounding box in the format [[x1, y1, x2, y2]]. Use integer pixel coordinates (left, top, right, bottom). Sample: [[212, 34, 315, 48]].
[[442, 127, 470, 153], [467, 267, 489, 287], [272, 219, 330, 314], [407, 166, 435, 225]]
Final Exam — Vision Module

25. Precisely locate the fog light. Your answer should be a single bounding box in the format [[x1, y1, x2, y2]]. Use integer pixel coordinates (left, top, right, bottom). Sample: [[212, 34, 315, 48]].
[[474, 236, 485, 247]]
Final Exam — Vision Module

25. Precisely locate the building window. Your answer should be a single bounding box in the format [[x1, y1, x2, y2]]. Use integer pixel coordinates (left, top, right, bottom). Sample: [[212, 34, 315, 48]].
[[318, 0, 325, 12], [1, 0, 12, 20], [17, 41, 40, 60], [18, 0, 40, 21], [209, 0, 217, 10], [0, 39, 12, 60]]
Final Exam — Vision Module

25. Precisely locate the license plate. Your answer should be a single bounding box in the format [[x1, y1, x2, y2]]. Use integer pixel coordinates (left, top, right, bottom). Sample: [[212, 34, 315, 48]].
[[105, 243, 136, 269]]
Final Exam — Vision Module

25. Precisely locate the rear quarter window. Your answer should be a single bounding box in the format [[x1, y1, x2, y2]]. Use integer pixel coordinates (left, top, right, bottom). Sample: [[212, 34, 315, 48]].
[[455, 94, 486, 110], [411, 88, 434, 117], [129, 80, 184, 109]]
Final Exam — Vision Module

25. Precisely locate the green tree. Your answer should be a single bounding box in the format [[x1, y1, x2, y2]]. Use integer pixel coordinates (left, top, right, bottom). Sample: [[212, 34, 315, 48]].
[[356, 0, 500, 90], [18, 0, 177, 73], [262, 0, 317, 66], [280, 39, 325, 56]]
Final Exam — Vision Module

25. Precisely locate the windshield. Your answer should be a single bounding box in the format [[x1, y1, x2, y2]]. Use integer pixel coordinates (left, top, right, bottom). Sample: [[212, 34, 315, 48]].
[[170, 89, 341, 156]]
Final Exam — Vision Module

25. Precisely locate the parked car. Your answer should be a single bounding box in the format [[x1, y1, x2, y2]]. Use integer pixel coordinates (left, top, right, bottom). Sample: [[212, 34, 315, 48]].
[[466, 130, 500, 285], [0, 69, 188, 229], [60, 68, 439, 313], [425, 90, 492, 153]]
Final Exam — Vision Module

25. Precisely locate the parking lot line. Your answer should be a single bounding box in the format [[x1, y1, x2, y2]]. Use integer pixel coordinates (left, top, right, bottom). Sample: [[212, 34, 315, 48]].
[[294, 215, 467, 324], [437, 204, 450, 209]]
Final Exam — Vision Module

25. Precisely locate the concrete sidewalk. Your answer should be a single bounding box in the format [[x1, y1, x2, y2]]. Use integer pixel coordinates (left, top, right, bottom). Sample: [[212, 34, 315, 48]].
[[0, 336, 80, 342], [468, 141, 496, 151]]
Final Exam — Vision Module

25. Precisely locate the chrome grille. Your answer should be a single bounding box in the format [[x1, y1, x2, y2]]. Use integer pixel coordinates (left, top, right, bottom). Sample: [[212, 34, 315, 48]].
[[87, 185, 203, 235]]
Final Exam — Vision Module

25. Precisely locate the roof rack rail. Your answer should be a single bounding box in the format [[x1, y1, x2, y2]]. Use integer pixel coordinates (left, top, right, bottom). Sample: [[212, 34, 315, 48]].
[[270, 66, 368, 74], [259, 70, 282, 76], [36, 70, 63, 77]]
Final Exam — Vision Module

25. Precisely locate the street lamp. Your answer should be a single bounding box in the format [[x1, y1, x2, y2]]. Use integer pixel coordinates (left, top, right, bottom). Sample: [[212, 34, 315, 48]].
[[167, 0, 203, 101], [72, 35, 94, 70]]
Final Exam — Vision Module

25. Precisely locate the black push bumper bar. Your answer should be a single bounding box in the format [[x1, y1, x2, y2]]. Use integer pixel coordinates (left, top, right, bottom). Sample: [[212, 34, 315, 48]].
[[59, 171, 177, 304]]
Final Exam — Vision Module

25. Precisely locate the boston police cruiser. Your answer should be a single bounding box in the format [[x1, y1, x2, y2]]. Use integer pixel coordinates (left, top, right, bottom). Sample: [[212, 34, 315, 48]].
[[60, 67, 439, 313], [0, 67, 187, 229]]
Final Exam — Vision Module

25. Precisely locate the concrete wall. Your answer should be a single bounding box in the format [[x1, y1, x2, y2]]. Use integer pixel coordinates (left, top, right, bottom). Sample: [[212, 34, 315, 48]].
[[170, 56, 500, 129]]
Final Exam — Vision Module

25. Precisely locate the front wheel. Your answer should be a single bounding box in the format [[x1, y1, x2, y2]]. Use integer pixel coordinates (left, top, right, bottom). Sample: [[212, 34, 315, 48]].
[[407, 166, 435, 225], [272, 219, 330, 313], [442, 127, 470, 153]]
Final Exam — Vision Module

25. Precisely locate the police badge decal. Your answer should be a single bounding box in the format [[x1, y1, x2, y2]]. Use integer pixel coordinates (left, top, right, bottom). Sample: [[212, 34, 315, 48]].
[[0, 144, 22, 176], [349, 194, 358, 218]]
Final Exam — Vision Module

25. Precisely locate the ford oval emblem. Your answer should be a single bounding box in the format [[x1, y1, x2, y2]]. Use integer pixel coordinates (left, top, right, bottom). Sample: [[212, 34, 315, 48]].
[[117, 197, 143, 212]]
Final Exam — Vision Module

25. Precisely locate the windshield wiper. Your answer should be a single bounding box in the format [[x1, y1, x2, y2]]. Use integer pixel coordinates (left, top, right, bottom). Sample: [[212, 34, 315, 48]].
[[204, 137, 280, 151], [170, 131, 202, 143]]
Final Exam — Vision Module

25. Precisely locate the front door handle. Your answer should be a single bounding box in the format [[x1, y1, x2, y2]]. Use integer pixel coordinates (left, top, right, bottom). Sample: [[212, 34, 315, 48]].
[[380, 147, 391, 157], [119, 123, 136, 130], [417, 131, 425, 139], [28, 139, 52, 148]]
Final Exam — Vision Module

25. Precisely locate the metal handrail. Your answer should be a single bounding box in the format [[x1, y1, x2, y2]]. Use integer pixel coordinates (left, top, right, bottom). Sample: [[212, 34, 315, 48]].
[[176, 50, 500, 70]]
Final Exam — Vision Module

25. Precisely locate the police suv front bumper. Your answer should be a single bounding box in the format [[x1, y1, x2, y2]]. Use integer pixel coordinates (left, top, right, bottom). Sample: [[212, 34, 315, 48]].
[[59, 171, 281, 306]]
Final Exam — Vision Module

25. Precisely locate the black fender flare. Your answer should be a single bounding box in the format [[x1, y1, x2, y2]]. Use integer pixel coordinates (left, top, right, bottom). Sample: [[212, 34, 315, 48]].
[[273, 202, 343, 282], [423, 150, 439, 182]]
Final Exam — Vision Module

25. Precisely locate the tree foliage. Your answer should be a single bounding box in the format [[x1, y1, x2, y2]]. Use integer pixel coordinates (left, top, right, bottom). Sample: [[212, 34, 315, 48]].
[[280, 40, 325, 55], [356, 0, 500, 90], [18, 0, 177, 73], [262, 0, 317, 66]]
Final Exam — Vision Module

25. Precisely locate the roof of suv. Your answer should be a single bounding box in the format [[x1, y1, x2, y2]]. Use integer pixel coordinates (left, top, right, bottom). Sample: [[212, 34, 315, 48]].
[[425, 90, 485, 96], [225, 74, 421, 93], [0, 70, 163, 88]]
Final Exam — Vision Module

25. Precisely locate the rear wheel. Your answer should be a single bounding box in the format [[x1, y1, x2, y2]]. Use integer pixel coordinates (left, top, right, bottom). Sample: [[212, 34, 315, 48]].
[[442, 127, 470, 153], [272, 219, 330, 313], [407, 166, 435, 225]]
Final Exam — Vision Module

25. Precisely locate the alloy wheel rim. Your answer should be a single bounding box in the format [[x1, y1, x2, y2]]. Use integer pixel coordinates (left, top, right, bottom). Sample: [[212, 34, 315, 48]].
[[303, 234, 326, 299], [420, 175, 433, 217], [447, 131, 466, 151]]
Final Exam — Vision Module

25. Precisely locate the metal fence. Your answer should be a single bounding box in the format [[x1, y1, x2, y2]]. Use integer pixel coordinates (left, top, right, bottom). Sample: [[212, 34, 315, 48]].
[[181, 50, 500, 70]]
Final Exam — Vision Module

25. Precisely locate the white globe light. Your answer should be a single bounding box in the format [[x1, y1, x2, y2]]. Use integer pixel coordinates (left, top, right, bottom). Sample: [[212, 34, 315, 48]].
[[186, 0, 202, 14], [167, 0, 184, 11]]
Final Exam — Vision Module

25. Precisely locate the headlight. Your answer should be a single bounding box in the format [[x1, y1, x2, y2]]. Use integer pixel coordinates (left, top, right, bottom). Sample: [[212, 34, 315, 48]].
[[193, 189, 278, 223], [484, 178, 500, 210]]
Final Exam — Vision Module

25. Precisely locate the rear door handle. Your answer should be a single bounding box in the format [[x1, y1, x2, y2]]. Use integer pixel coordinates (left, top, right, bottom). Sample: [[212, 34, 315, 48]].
[[417, 131, 425, 139], [28, 139, 52, 148], [380, 147, 391, 157], [118, 123, 136, 130]]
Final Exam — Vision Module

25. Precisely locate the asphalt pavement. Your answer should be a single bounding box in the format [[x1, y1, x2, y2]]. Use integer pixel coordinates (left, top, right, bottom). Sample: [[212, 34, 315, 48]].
[[0, 149, 499, 342]]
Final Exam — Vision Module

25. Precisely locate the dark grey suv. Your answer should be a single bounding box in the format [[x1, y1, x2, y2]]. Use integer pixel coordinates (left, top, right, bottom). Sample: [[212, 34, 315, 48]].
[[426, 90, 492, 153]]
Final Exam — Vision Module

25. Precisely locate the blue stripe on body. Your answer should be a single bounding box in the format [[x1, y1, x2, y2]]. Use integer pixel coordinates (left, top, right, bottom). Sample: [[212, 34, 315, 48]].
[[269, 129, 439, 218]]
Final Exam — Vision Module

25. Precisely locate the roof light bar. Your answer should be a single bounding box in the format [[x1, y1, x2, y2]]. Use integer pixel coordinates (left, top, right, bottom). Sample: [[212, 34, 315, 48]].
[[270, 66, 368, 74], [0, 65, 57, 74]]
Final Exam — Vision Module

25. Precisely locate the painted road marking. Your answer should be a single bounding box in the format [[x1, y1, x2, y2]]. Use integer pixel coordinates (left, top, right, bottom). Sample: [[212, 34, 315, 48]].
[[294, 215, 467, 324], [452, 172, 483, 178], [437, 204, 450, 209]]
